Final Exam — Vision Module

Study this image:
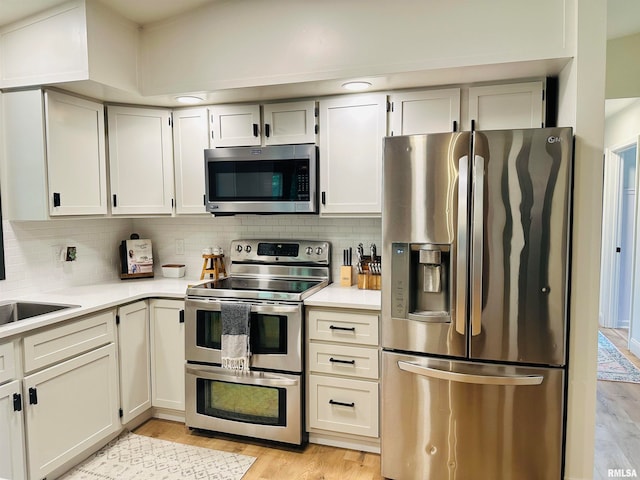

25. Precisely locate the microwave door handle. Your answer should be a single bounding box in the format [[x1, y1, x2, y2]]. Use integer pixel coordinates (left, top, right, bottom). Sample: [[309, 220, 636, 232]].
[[186, 365, 299, 387]]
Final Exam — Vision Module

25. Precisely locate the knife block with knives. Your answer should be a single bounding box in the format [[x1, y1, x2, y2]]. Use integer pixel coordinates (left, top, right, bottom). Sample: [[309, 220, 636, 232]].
[[340, 247, 354, 286], [356, 256, 381, 290], [353, 243, 381, 290]]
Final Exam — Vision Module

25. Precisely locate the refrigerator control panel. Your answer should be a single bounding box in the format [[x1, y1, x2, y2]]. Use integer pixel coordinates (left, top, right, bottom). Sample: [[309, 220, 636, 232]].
[[391, 243, 409, 319]]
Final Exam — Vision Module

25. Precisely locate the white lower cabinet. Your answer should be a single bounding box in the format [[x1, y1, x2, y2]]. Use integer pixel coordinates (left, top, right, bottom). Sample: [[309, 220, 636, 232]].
[[150, 299, 185, 413], [0, 380, 26, 480], [306, 306, 380, 452], [117, 301, 152, 424], [0, 340, 26, 480], [23, 343, 119, 480]]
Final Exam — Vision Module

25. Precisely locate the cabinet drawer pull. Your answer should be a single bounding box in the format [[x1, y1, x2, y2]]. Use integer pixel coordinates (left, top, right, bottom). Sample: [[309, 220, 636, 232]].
[[329, 325, 356, 332], [329, 357, 356, 365], [329, 399, 355, 408]]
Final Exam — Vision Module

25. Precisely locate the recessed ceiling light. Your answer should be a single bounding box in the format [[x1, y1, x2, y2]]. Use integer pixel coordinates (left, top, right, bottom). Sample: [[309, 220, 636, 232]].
[[175, 95, 204, 104], [341, 81, 372, 91]]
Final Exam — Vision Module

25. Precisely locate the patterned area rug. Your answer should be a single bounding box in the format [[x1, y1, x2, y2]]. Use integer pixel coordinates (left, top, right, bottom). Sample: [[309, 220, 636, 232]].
[[59, 431, 256, 480], [597, 331, 640, 384]]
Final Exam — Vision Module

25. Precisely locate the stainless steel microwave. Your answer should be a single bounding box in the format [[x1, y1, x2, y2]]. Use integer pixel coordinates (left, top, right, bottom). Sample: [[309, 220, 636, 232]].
[[204, 144, 317, 215]]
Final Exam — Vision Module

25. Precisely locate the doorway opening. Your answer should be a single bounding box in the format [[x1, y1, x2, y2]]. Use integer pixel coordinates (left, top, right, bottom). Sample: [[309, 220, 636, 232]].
[[600, 140, 638, 336]]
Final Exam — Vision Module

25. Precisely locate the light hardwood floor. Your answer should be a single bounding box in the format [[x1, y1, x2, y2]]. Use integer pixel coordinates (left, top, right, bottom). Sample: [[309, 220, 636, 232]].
[[134, 330, 640, 480], [134, 419, 384, 480], [593, 328, 640, 478]]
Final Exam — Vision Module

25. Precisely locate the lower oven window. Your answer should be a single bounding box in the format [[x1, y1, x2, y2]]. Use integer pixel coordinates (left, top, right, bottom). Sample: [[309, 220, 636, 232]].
[[196, 378, 286, 426], [196, 310, 287, 354]]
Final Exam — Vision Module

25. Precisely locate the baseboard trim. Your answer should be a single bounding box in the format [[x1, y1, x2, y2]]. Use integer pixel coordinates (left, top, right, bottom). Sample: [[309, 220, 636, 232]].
[[629, 336, 640, 359]]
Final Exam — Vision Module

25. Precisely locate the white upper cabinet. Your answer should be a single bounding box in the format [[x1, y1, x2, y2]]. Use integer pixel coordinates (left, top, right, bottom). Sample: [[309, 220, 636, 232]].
[[388, 88, 461, 135], [172, 108, 209, 214], [209, 104, 261, 147], [210, 101, 316, 147], [107, 105, 175, 215], [468, 81, 545, 130], [45, 90, 108, 216], [319, 93, 387, 217], [263, 100, 317, 145], [1, 89, 107, 220]]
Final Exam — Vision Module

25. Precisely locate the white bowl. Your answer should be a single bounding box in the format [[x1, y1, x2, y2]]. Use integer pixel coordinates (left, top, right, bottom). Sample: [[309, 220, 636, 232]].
[[162, 264, 186, 278]]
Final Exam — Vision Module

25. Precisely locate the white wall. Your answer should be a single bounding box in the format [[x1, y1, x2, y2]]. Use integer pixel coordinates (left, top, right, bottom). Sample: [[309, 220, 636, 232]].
[[606, 32, 640, 99], [0, 215, 381, 300], [0, 217, 132, 300], [605, 99, 640, 147], [561, 1, 607, 478], [140, 0, 575, 96]]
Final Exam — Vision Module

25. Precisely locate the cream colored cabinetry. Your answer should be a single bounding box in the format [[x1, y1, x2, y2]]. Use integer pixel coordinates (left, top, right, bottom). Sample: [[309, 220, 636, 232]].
[[117, 301, 152, 424], [210, 100, 316, 147], [22, 311, 119, 480], [306, 307, 380, 451], [209, 104, 261, 147], [150, 299, 185, 414], [0, 341, 26, 480], [318, 94, 387, 217], [263, 100, 317, 145], [107, 105, 175, 215], [172, 108, 210, 214], [468, 81, 545, 130], [388, 88, 461, 135], [2, 89, 108, 220]]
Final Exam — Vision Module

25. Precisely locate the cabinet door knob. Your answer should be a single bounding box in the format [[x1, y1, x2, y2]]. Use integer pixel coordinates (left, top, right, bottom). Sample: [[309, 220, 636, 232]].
[[264, 124, 271, 138], [252, 123, 259, 137]]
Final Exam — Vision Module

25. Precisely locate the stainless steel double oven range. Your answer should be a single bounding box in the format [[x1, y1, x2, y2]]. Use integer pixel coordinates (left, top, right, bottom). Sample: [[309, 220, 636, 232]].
[[185, 239, 330, 446]]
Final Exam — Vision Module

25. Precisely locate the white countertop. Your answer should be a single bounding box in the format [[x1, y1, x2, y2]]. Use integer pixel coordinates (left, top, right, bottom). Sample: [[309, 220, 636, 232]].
[[0, 278, 381, 341], [0, 277, 197, 340], [304, 283, 381, 310]]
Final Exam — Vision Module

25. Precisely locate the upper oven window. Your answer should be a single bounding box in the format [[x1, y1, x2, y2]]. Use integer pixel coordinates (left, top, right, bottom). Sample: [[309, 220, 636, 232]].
[[196, 310, 288, 354]]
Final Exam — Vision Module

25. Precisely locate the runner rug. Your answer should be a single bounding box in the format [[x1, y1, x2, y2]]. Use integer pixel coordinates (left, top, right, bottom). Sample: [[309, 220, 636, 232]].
[[59, 431, 256, 480], [597, 331, 640, 384]]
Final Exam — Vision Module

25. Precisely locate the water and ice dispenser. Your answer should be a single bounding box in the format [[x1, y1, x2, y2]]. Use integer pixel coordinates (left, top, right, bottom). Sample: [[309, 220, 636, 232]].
[[391, 243, 451, 323]]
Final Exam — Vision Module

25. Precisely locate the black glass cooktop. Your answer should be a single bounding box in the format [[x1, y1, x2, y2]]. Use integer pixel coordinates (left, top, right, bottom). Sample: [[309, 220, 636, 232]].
[[199, 277, 321, 294]]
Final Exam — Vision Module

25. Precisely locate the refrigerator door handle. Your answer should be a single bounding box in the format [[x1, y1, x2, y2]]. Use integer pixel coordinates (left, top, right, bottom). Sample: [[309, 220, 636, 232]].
[[455, 155, 469, 335], [397, 361, 544, 386], [471, 155, 485, 336]]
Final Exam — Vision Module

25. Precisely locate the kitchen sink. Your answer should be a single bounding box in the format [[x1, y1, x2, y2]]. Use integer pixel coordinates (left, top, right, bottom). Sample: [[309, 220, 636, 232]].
[[0, 301, 79, 326]]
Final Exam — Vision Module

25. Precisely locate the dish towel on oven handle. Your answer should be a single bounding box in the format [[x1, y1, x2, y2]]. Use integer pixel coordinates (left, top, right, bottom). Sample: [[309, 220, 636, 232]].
[[221, 302, 251, 372]]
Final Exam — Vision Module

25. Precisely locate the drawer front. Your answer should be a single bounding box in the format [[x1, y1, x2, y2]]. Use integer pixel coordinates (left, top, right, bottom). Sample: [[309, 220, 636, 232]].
[[308, 309, 379, 346], [0, 341, 16, 385], [308, 343, 379, 379], [308, 374, 379, 438], [23, 310, 115, 373]]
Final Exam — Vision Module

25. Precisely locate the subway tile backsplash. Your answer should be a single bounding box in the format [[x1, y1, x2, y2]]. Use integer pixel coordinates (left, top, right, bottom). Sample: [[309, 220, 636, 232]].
[[0, 215, 381, 300]]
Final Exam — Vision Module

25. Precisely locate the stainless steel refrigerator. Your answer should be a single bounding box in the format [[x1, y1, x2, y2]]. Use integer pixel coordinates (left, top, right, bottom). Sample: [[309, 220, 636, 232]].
[[381, 128, 573, 480]]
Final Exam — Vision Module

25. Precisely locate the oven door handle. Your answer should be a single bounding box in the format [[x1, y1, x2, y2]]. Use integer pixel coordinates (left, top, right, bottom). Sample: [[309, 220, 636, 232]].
[[187, 299, 301, 315], [186, 365, 299, 387]]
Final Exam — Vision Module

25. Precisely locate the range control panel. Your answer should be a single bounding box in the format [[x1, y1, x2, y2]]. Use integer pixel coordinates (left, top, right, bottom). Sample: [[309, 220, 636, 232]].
[[229, 239, 330, 265]]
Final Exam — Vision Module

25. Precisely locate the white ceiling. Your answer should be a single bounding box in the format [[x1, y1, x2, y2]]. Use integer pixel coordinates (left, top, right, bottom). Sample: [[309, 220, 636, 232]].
[[0, 0, 216, 26], [2, 0, 639, 34], [0, 0, 639, 109]]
